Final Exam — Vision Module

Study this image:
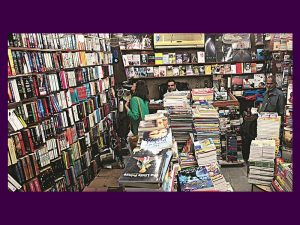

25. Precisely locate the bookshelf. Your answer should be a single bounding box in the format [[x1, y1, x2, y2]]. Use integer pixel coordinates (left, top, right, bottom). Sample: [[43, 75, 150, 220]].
[[118, 34, 271, 101], [7, 33, 119, 192]]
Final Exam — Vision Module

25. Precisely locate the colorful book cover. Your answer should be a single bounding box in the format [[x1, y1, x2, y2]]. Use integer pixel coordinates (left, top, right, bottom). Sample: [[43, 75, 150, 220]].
[[140, 128, 173, 152], [178, 166, 215, 192], [243, 63, 251, 73], [173, 66, 179, 76], [163, 53, 169, 64], [147, 67, 154, 77], [169, 53, 176, 64], [176, 53, 183, 64], [205, 65, 212, 75], [159, 66, 167, 77], [166, 66, 173, 76], [155, 53, 163, 65], [197, 51, 205, 63]]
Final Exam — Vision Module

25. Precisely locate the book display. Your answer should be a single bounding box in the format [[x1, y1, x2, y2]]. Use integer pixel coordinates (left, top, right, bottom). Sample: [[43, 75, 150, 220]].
[[7, 33, 121, 192], [8, 33, 293, 192]]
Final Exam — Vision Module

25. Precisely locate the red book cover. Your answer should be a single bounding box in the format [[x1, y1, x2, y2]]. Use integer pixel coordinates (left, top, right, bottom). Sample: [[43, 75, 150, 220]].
[[8, 85, 13, 102], [17, 133, 27, 156], [53, 53, 60, 69], [33, 178, 42, 192], [66, 128, 72, 145], [29, 180, 36, 192], [26, 129, 35, 152], [30, 153, 40, 176], [25, 155, 34, 179], [25, 34, 30, 48], [33, 102, 40, 122], [32, 77, 39, 97], [31, 52, 38, 72], [236, 63, 243, 74], [59, 71, 67, 89], [42, 98, 50, 116], [8, 62, 12, 76], [20, 157, 29, 181], [23, 184, 28, 192]]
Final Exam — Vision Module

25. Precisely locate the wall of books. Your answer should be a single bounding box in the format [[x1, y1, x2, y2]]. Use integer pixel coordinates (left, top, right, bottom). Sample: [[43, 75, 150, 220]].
[[7, 33, 121, 192]]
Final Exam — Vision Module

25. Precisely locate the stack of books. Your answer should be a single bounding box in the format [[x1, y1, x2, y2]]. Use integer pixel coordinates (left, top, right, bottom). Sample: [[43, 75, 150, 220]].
[[257, 113, 281, 150], [248, 140, 276, 185], [178, 135, 198, 170], [118, 149, 173, 192], [192, 103, 221, 158], [205, 163, 233, 192], [191, 88, 214, 102], [163, 91, 190, 108], [282, 105, 293, 162], [194, 138, 217, 166], [271, 161, 293, 192]]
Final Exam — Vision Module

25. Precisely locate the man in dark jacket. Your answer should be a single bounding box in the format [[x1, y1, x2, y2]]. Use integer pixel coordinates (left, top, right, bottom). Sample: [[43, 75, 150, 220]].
[[259, 75, 285, 116]]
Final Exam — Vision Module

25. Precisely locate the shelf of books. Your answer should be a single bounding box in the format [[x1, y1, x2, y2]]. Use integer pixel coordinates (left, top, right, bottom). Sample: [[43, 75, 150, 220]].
[[7, 33, 121, 192]]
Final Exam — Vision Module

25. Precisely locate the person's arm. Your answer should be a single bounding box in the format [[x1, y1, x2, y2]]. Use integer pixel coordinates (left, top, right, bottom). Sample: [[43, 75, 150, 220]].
[[127, 97, 140, 121], [277, 93, 285, 116]]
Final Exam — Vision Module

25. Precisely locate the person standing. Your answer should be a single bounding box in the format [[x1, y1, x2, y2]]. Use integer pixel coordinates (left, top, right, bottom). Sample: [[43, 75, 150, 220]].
[[259, 75, 285, 116], [125, 80, 149, 136]]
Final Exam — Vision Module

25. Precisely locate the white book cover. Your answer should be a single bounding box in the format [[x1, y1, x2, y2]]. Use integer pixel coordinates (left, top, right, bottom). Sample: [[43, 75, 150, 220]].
[[68, 108, 75, 125], [287, 83, 293, 105], [132, 54, 141, 66], [197, 51, 205, 63], [72, 105, 80, 122], [230, 64, 236, 74]]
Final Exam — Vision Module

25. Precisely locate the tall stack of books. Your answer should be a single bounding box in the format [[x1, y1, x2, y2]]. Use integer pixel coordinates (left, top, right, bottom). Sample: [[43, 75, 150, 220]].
[[163, 91, 193, 147], [119, 113, 174, 191], [248, 140, 276, 185], [282, 105, 293, 162], [178, 135, 198, 170], [194, 138, 217, 166], [192, 103, 221, 158], [271, 161, 293, 192], [256, 112, 281, 157]]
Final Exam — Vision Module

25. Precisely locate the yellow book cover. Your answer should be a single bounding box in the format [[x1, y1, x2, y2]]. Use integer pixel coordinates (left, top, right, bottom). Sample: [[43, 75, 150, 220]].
[[79, 52, 87, 66], [205, 65, 212, 75], [8, 49, 16, 75], [155, 53, 163, 65]]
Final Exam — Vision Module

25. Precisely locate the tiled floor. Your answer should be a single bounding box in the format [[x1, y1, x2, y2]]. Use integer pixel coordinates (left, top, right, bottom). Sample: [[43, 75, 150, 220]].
[[220, 165, 252, 192], [84, 163, 265, 192]]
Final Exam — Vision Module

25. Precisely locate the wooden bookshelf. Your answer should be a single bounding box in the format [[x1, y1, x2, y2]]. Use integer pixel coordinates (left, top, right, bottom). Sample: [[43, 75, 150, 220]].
[[130, 74, 213, 80], [8, 46, 109, 53], [8, 97, 37, 109], [7, 33, 117, 192]]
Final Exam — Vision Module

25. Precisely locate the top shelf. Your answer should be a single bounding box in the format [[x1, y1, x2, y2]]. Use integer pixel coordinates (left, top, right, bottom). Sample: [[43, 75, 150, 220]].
[[120, 48, 154, 52], [8, 47, 110, 53]]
